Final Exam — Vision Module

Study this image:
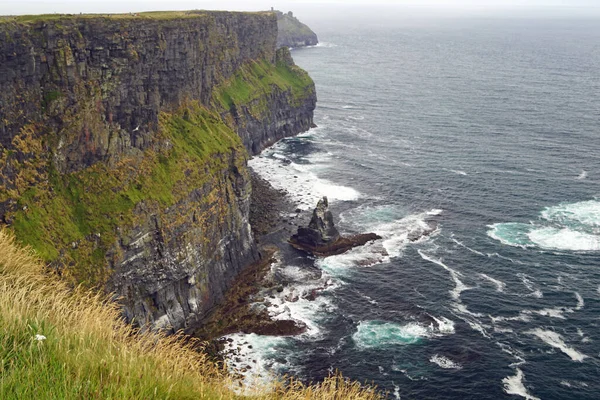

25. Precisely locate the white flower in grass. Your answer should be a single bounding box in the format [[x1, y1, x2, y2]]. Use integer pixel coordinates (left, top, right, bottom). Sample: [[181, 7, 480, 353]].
[[34, 334, 46, 341]]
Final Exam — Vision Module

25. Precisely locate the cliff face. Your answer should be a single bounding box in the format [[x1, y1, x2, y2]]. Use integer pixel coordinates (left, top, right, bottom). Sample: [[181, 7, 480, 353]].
[[276, 11, 319, 49], [0, 11, 316, 331]]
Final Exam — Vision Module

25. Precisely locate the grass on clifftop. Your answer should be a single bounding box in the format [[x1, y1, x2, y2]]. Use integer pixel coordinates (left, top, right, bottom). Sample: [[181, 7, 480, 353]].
[[0, 230, 382, 399], [0, 10, 271, 24], [213, 50, 314, 115]]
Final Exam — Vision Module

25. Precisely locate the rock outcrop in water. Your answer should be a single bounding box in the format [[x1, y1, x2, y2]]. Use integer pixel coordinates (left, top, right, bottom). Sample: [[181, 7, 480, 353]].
[[0, 11, 316, 332], [275, 10, 319, 49], [290, 197, 381, 256]]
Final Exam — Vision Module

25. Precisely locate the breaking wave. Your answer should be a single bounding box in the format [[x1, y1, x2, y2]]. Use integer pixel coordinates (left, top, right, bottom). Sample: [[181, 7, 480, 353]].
[[488, 200, 600, 251]]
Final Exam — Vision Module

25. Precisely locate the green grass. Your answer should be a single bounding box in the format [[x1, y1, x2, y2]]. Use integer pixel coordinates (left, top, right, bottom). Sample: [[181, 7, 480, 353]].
[[0, 230, 381, 399], [10, 103, 244, 285], [0, 10, 272, 24], [213, 49, 314, 113]]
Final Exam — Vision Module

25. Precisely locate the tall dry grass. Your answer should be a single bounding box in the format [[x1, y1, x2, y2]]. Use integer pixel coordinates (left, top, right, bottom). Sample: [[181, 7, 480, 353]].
[[0, 230, 381, 399]]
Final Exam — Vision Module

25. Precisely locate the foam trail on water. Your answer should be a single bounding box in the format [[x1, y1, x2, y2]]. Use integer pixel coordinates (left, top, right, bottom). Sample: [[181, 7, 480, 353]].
[[480, 273, 507, 292], [452, 237, 486, 256], [418, 250, 470, 301], [518, 274, 543, 298], [429, 354, 462, 369], [574, 292, 584, 310], [502, 368, 541, 400], [526, 328, 588, 362]]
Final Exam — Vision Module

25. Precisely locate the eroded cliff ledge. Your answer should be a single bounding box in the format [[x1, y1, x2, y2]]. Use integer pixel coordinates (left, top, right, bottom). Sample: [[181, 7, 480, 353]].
[[0, 11, 316, 331]]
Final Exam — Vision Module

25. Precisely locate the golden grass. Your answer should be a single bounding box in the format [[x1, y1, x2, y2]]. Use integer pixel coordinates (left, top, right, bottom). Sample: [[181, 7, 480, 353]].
[[0, 229, 381, 399]]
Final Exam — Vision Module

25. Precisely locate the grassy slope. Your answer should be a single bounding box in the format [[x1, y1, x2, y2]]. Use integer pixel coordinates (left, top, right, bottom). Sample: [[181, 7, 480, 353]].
[[213, 51, 314, 115], [10, 103, 243, 286], [0, 230, 381, 399]]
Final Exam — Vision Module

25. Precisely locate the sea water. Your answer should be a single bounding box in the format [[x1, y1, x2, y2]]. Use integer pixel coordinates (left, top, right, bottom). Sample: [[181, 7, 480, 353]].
[[237, 15, 600, 400]]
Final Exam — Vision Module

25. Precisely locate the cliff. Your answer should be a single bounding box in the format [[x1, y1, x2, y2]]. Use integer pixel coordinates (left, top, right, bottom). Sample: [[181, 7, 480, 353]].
[[0, 11, 316, 331], [276, 11, 319, 49]]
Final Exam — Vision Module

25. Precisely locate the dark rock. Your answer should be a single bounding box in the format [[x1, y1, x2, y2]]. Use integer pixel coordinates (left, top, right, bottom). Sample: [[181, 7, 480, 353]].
[[290, 197, 381, 257], [275, 10, 319, 49]]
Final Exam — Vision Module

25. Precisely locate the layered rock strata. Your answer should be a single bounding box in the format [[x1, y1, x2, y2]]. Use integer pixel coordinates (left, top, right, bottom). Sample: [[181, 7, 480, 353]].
[[0, 11, 316, 331]]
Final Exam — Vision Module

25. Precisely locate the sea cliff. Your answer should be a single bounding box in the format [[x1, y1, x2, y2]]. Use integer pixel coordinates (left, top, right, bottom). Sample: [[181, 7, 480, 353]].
[[0, 11, 316, 331], [276, 11, 319, 49]]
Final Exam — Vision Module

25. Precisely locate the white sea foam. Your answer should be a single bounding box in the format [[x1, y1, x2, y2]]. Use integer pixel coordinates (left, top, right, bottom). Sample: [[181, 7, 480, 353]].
[[430, 315, 456, 334], [352, 321, 428, 349], [319, 208, 440, 273], [418, 250, 470, 301], [352, 318, 454, 350], [221, 333, 290, 393], [540, 199, 600, 228], [528, 227, 600, 251], [249, 144, 360, 210], [522, 307, 568, 319], [576, 170, 588, 180], [429, 354, 462, 370], [316, 42, 337, 48], [393, 383, 401, 399], [502, 368, 540, 400], [480, 273, 507, 292], [452, 237, 486, 256], [490, 200, 600, 251], [489, 314, 531, 324], [518, 274, 543, 298], [449, 169, 468, 176], [487, 223, 534, 249], [526, 328, 588, 362], [574, 292, 584, 310]]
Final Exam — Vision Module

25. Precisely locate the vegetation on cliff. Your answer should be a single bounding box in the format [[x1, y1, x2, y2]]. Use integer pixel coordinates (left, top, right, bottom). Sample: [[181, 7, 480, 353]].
[[8, 102, 245, 287], [0, 230, 381, 399], [275, 11, 319, 49]]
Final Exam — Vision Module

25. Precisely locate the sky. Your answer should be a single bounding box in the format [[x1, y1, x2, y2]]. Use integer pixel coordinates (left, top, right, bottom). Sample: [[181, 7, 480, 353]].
[[1, 0, 599, 17]]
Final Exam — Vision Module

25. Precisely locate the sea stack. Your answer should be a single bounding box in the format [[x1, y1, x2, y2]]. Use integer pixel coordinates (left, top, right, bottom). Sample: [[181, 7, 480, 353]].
[[290, 197, 381, 256]]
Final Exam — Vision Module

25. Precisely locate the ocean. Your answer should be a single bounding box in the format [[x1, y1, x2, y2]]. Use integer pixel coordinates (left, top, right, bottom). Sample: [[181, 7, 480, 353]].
[[226, 15, 600, 399]]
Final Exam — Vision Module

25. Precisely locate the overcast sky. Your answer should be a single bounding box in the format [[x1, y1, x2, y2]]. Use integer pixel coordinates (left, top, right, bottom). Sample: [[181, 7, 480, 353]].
[[2, 0, 599, 17]]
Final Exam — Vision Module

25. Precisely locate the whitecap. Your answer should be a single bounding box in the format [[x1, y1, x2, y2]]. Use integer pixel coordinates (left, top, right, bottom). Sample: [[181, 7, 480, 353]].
[[528, 226, 600, 251], [502, 368, 540, 400], [576, 170, 588, 180], [429, 354, 462, 370], [393, 382, 401, 399], [352, 321, 429, 349], [487, 223, 535, 249], [480, 273, 506, 292], [352, 319, 454, 350], [430, 315, 456, 334], [489, 200, 600, 252], [517, 274, 543, 298], [319, 208, 440, 273], [449, 169, 468, 176], [540, 199, 600, 228], [574, 292, 584, 310], [526, 328, 587, 362]]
